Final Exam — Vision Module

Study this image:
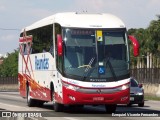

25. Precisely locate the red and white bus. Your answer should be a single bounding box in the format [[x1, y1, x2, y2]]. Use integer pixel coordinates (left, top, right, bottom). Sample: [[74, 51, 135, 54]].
[[18, 12, 139, 113]]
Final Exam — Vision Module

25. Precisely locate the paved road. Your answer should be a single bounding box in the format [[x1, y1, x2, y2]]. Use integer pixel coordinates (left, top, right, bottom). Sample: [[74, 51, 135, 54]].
[[0, 92, 159, 120]]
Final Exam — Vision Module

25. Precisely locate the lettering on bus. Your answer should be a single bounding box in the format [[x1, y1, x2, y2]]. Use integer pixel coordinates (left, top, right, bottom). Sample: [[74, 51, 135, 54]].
[[92, 84, 106, 88], [35, 55, 49, 70]]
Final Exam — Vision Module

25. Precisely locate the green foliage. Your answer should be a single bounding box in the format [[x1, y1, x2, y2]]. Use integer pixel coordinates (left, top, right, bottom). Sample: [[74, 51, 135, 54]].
[[128, 18, 160, 57], [128, 17, 160, 68], [0, 50, 18, 77], [148, 19, 160, 55], [145, 95, 160, 101], [128, 28, 149, 56]]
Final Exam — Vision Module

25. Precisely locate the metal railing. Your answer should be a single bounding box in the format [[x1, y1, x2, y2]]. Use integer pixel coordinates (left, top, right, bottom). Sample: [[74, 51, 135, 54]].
[[130, 55, 160, 84], [131, 68, 160, 84], [0, 68, 160, 85], [0, 76, 18, 84]]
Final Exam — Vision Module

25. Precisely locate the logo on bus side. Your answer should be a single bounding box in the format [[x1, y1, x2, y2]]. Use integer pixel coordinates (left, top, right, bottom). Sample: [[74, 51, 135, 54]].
[[35, 55, 49, 70]]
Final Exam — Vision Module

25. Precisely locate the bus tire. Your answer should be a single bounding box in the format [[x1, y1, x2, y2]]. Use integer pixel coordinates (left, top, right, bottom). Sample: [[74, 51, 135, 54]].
[[127, 103, 132, 107], [27, 85, 35, 107], [105, 104, 117, 113], [54, 102, 63, 112], [35, 100, 44, 107]]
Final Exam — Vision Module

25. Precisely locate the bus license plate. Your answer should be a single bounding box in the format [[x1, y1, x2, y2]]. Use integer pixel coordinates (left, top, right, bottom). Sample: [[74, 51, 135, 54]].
[[93, 97, 104, 101]]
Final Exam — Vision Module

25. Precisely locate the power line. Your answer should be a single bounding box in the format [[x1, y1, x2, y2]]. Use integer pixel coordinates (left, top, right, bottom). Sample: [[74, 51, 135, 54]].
[[0, 27, 20, 31]]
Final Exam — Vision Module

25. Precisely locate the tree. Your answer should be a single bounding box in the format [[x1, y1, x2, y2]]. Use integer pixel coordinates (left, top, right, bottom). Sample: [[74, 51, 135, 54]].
[[128, 28, 148, 67], [147, 19, 160, 56], [0, 49, 18, 77], [128, 16, 160, 68]]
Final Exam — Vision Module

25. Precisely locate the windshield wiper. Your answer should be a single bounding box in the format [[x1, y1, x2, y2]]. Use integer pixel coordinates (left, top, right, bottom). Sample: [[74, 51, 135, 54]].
[[82, 57, 95, 81], [106, 57, 117, 81]]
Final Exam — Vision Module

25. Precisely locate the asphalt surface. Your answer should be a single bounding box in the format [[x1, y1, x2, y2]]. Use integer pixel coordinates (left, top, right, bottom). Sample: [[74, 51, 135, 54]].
[[0, 92, 159, 120]]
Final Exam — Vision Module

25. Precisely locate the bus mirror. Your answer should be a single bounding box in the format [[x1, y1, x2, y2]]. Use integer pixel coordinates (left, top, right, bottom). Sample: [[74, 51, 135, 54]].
[[128, 35, 140, 57], [57, 34, 63, 56]]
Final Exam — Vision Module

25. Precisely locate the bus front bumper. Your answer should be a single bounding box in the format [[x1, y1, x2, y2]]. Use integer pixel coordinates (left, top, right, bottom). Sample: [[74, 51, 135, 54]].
[[62, 86, 130, 105]]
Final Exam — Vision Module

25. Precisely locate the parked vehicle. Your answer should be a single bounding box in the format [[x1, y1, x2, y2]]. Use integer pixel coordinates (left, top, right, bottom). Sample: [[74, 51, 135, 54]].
[[128, 78, 144, 107]]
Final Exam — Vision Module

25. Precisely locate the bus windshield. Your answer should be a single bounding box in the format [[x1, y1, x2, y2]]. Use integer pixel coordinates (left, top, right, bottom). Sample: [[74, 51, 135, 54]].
[[63, 28, 129, 82]]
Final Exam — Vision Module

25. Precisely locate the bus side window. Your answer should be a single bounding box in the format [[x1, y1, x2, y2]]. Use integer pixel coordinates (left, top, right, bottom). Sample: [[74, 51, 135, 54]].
[[28, 42, 32, 54], [49, 45, 54, 55], [23, 42, 32, 55], [19, 43, 24, 55], [27, 24, 53, 55], [55, 23, 63, 73], [23, 44, 27, 55]]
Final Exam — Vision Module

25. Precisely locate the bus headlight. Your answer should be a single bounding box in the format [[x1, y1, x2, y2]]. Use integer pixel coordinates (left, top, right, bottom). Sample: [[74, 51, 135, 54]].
[[62, 82, 80, 91], [121, 84, 130, 90]]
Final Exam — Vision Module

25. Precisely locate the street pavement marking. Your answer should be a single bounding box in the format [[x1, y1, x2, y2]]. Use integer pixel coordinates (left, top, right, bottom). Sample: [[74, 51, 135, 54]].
[[0, 102, 51, 111], [63, 117, 80, 120]]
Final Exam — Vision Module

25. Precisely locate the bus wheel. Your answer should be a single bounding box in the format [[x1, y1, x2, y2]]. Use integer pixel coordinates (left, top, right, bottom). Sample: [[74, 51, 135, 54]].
[[105, 104, 117, 113], [127, 103, 132, 107], [27, 85, 35, 107], [54, 102, 64, 112], [35, 100, 44, 107]]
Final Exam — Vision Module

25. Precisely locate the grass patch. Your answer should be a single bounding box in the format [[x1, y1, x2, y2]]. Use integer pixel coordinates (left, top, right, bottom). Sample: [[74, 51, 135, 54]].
[[145, 95, 160, 101]]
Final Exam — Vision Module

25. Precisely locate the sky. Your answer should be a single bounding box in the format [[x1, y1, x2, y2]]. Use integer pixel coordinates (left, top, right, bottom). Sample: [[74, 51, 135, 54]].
[[0, 0, 160, 55]]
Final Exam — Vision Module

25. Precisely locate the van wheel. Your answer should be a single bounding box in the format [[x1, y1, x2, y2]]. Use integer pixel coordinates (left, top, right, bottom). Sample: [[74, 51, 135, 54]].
[[27, 85, 35, 107], [105, 104, 117, 113], [54, 102, 64, 112], [138, 102, 144, 107], [127, 103, 132, 107]]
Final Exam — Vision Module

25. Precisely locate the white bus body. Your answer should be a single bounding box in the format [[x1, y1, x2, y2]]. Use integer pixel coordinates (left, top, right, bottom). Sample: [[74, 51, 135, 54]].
[[18, 12, 139, 112]]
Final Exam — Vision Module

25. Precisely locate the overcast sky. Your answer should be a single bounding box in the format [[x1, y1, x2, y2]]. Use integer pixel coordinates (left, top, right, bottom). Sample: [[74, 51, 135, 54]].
[[0, 0, 160, 55]]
